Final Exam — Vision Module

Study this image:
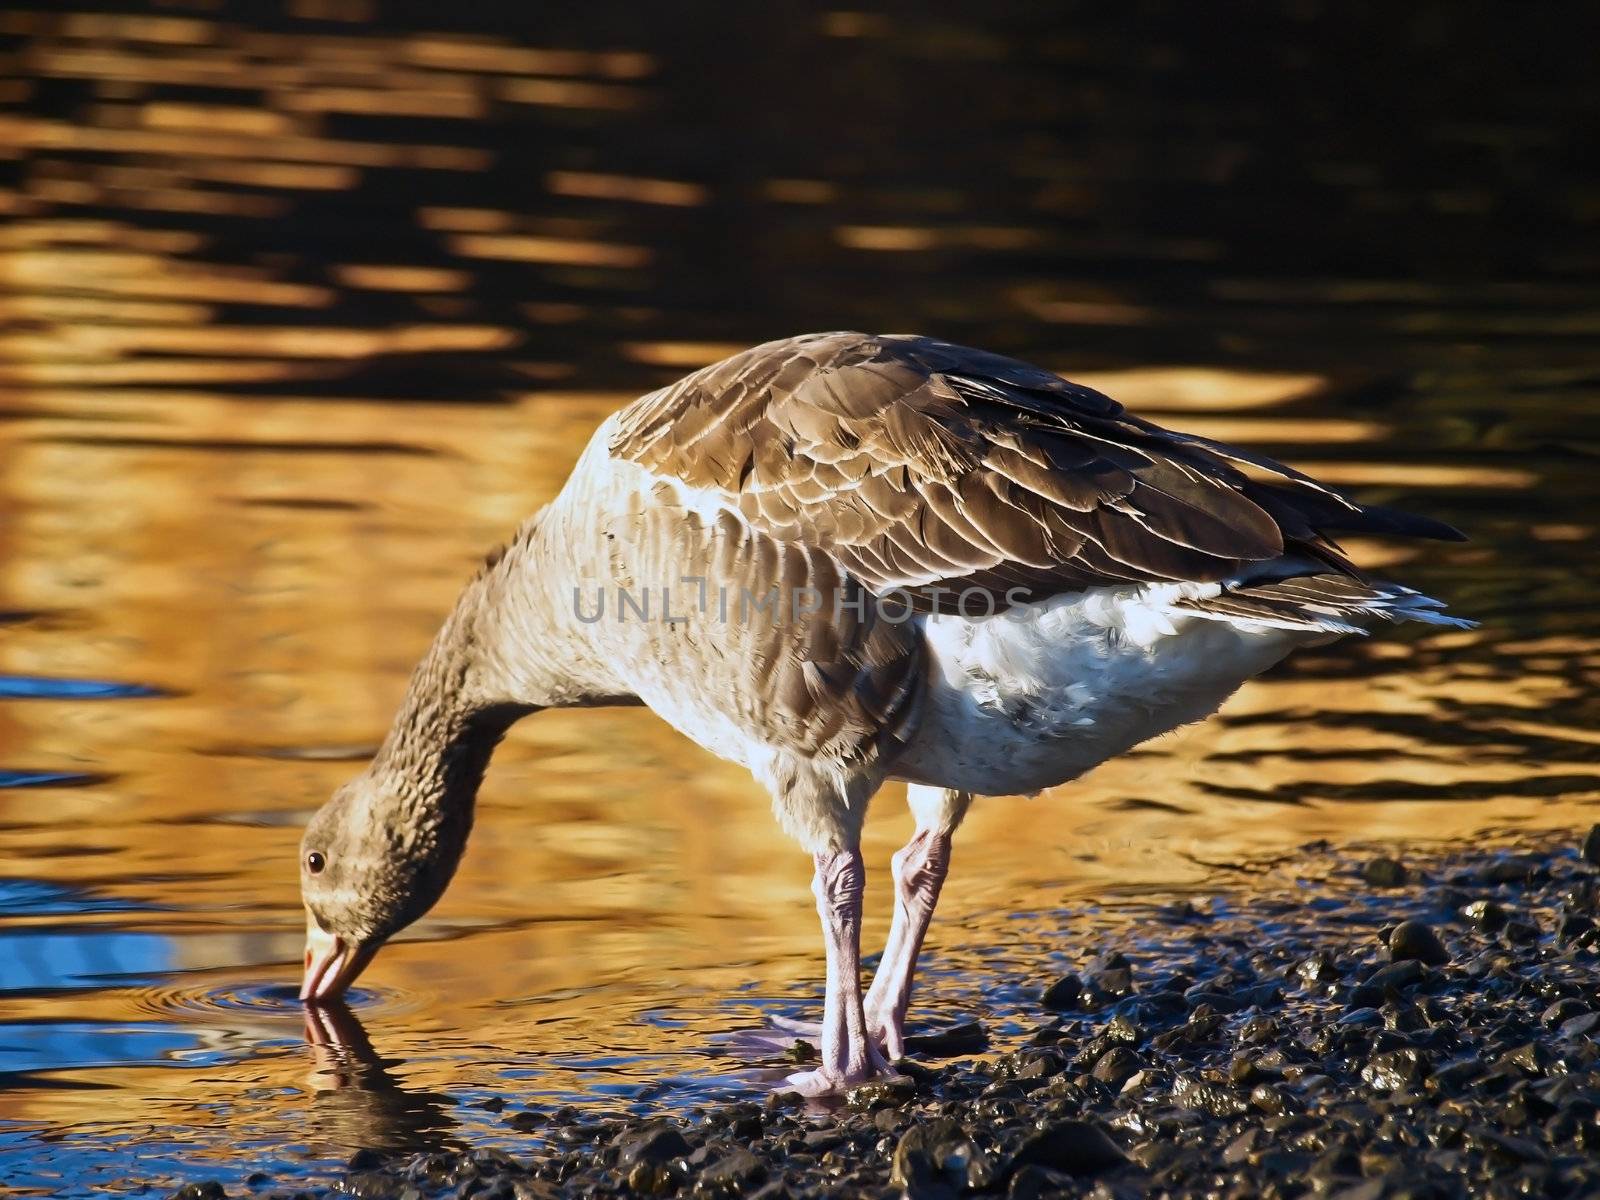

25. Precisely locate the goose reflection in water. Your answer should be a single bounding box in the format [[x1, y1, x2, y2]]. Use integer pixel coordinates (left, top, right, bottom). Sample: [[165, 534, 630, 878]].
[[303, 1003, 458, 1156]]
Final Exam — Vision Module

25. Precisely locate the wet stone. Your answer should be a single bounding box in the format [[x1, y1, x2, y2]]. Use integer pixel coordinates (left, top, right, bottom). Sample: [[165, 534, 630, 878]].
[[1338, 1006, 1382, 1028], [1171, 1073, 1250, 1117], [1239, 982, 1283, 1010], [1542, 998, 1588, 1027], [1117, 1067, 1165, 1095], [1388, 919, 1449, 965], [1328, 1180, 1386, 1200], [1103, 1013, 1143, 1044], [1469, 1129, 1546, 1164], [904, 1020, 988, 1057], [1381, 998, 1426, 1033], [1010, 1119, 1127, 1176], [1015, 1050, 1063, 1081], [845, 1078, 917, 1110], [1085, 968, 1135, 1004], [1558, 912, 1596, 943], [1040, 975, 1082, 1011], [626, 1160, 672, 1195], [890, 1117, 979, 1196], [1239, 1015, 1280, 1044], [1361, 1048, 1431, 1092], [1077, 953, 1136, 1006], [1496, 1042, 1548, 1076], [1461, 898, 1507, 931], [1092, 1046, 1141, 1089], [1561, 1012, 1600, 1039], [1227, 1054, 1260, 1086], [1561, 876, 1600, 911], [1481, 856, 1542, 885], [1295, 950, 1340, 987], [1364, 857, 1410, 888], [801, 1128, 844, 1154], [1222, 1127, 1260, 1165], [698, 1148, 767, 1192], [1250, 1082, 1291, 1115], [1006, 1164, 1074, 1200], [1365, 959, 1427, 993], [1583, 824, 1600, 867], [615, 1121, 691, 1169]]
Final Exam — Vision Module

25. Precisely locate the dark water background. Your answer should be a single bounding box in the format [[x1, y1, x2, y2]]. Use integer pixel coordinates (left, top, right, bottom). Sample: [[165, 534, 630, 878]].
[[0, 3, 1597, 1195]]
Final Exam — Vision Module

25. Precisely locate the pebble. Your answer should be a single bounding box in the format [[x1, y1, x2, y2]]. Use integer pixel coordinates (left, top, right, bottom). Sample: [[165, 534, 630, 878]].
[[1092, 1045, 1141, 1088], [844, 1078, 916, 1110], [1363, 856, 1409, 887], [1583, 824, 1600, 866], [904, 1020, 989, 1056], [1361, 1047, 1431, 1092], [1010, 1119, 1127, 1175], [699, 1148, 767, 1190], [616, 1121, 691, 1168], [1388, 919, 1450, 965], [1542, 998, 1588, 1028], [1040, 975, 1082, 1011], [1461, 897, 1507, 931], [1481, 855, 1542, 885]]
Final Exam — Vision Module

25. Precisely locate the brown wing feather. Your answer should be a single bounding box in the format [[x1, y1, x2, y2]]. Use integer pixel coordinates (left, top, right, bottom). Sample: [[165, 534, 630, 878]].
[[611, 332, 1459, 610]]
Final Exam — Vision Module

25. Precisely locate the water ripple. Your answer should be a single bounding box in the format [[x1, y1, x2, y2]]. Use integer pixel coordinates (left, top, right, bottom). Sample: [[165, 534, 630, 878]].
[[129, 981, 401, 1025]]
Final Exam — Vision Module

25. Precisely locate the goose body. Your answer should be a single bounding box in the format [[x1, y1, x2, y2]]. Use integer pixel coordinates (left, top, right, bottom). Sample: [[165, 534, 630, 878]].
[[298, 332, 1469, 1094]]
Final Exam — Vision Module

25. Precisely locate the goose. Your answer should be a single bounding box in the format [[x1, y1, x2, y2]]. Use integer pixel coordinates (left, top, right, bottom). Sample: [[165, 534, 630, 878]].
[[298, 331, 1469, 1095]]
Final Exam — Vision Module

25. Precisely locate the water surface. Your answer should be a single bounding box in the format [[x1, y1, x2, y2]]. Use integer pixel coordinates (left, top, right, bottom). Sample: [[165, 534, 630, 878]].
[[1, 3, 1597, 1195]]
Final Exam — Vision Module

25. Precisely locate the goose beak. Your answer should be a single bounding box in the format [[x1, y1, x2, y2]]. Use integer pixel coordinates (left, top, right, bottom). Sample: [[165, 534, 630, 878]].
[[300, 919, 377, 1003]]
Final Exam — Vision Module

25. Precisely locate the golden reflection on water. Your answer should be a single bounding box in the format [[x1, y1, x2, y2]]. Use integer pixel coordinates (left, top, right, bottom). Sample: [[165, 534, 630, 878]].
[[0, 1, 1597, 1191]]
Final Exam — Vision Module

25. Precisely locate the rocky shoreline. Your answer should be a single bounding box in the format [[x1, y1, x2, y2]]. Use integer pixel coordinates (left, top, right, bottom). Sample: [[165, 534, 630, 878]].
[[173, 829, 1600, 1200]]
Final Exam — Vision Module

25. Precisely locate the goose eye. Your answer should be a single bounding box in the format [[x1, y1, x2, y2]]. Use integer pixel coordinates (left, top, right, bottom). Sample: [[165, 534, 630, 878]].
[[306, 851, 326, 875]]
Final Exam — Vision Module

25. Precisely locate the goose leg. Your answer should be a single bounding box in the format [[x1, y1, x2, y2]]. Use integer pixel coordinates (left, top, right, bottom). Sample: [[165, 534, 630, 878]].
[[783, 845, 894, 1096], [863, 785, 970, 1060]]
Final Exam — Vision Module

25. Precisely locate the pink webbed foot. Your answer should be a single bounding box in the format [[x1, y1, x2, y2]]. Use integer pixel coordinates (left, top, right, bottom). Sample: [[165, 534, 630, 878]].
[[781, 1057, 901, 1097], [781, 1032, 902, 1096], [717, 1014, 910, 1094]]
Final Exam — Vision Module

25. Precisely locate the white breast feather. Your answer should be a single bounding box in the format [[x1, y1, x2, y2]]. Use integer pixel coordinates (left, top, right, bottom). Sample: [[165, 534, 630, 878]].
[[894, 584, 1315, 796]]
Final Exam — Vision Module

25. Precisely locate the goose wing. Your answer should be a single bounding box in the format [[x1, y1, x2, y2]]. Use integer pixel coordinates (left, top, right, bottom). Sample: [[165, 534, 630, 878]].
[[611, 331, 1459, 611]]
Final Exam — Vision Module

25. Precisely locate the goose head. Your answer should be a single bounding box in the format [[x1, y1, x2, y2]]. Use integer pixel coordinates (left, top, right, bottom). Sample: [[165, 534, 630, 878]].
[[298, 774, 469, 1002]]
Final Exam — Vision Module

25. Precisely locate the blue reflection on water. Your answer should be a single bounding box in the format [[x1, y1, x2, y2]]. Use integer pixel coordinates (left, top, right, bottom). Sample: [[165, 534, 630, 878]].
[[0, 878, 147, 916], [0, 1021, 204, 1074], [0, 928, 175, 993], [0, 1123, 335, 1198], [0, 675, 162, 699], [0, 768, 101, 788]]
